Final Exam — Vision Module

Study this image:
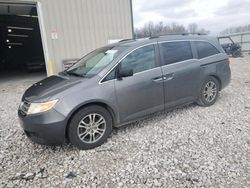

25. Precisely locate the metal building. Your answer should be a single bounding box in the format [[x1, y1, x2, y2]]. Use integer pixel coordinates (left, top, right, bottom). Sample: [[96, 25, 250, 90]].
[[0, 0, 133, 77]]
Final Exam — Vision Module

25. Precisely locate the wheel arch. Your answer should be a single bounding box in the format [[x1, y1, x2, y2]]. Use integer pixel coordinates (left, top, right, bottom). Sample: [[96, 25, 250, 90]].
[[208, 74, 222, 90], [65, 101, 118, 140]]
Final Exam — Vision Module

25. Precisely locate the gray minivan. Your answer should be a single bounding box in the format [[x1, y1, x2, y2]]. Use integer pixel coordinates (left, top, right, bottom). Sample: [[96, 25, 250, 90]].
[[18, 35, 231, 150]]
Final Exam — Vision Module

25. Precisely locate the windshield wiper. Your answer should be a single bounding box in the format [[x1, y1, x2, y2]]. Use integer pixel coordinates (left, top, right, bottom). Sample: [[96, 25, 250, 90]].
[[67, 72, 85, 77], [59, 70, 69, 76]]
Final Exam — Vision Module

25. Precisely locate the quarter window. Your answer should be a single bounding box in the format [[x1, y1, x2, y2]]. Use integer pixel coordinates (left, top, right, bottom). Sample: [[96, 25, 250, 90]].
[[102, 69, 116, 82], [120, 45, 156, 74], [160, 41, 193, 65], [195, 41, 220, 59]]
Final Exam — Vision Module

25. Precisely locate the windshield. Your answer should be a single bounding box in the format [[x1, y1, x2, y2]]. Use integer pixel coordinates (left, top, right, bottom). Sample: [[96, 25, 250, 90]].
[[66, 46, 125, 78]]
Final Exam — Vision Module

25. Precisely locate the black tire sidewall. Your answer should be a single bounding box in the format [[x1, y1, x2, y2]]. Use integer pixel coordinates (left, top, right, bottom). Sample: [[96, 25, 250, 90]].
[[199, 77, 219, 107], [68, 105, 112, 150]]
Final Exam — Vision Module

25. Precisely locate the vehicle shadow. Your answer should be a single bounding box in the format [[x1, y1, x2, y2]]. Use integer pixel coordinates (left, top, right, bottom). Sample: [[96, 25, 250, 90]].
[[113, 103, 197, 133], [26, 100, 214, 153]]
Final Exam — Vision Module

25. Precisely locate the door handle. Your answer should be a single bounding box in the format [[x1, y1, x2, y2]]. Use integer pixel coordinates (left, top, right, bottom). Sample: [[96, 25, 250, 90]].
[[152, 77, 164, 83], [164, 73, 174, 81], [152, 73, 174, 83]]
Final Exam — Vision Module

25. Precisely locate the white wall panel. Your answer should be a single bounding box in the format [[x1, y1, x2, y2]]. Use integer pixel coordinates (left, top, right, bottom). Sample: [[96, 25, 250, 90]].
[[12, 0, 133, 73]]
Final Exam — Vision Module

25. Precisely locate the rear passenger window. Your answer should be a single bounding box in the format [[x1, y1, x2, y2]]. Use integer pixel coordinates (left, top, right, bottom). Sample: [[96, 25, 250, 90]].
[[195, 41, 220, 59], [160, 41, 193, 65]]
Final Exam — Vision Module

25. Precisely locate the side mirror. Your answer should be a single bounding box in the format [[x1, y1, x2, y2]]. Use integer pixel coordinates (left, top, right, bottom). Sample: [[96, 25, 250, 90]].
[[118, 68, 133, 79]]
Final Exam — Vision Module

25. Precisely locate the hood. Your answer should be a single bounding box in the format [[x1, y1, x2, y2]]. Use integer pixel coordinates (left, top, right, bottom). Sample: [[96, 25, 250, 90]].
[[23, 75, 82, 102]]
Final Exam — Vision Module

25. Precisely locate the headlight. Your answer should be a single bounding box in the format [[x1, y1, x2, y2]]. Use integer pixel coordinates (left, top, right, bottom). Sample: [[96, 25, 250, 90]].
[[27, 99, 58, 115]]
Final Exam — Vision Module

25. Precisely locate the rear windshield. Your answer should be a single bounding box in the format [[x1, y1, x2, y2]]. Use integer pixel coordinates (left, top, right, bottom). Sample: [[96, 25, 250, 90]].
[[66, 46, 126, 78]]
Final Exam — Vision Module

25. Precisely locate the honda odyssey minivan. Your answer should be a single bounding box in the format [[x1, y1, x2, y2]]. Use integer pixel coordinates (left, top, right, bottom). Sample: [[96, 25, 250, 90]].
[[18, 35, 231, 150]]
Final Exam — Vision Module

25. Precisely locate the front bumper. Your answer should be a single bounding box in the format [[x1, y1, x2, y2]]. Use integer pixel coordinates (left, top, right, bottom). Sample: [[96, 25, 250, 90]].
[[18, 108, 67, 145]]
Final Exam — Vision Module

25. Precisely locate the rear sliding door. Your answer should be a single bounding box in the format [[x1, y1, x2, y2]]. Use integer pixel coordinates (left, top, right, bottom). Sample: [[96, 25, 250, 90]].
[[159, 41, 202, 108]]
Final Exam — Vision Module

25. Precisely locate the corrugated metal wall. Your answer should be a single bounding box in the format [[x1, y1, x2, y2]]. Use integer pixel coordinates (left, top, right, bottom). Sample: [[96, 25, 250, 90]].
[[219, 32, 250, 53], [38, 0, 133, 74], [12, 0, 133, 74]]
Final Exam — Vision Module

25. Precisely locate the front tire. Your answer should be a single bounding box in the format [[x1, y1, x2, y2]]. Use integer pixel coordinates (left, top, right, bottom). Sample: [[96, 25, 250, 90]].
[[68, 105, 112, 150], [197, 76, 219, 107]]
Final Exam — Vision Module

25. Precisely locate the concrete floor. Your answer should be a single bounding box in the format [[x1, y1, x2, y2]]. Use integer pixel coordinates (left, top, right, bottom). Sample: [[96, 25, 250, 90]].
[[0, 71, 46, 84]]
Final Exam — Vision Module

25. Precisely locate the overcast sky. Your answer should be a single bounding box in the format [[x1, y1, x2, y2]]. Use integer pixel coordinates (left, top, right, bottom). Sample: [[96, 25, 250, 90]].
[[132, 0, 250, 35]]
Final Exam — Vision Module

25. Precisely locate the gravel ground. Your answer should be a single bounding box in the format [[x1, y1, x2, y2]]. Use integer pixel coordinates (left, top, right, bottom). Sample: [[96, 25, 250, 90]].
[[0, 58, 250, 188]]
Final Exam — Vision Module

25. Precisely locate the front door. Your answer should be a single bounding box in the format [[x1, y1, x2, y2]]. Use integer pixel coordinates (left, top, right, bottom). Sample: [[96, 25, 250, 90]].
[[115, 44, 164, 123]]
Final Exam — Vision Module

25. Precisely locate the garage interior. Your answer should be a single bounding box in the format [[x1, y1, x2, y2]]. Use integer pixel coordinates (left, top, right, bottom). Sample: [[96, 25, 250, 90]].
[[0, 2, 46, 81]]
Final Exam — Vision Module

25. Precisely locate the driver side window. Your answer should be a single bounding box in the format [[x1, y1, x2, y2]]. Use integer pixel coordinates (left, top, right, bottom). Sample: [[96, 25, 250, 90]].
[[120, 45, 156, 74]]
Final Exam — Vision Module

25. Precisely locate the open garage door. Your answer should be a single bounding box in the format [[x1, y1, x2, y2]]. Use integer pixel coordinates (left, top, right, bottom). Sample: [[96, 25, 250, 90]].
[[0, 2, 47, 81]]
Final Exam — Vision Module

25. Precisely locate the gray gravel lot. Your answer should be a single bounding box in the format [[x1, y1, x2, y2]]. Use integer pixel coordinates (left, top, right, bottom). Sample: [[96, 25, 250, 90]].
[[0, 57, 250, 188]]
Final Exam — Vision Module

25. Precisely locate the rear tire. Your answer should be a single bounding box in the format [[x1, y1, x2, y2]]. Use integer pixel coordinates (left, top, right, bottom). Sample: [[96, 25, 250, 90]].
[[68, 105, 112, 150], [197, 76, 219, 107]]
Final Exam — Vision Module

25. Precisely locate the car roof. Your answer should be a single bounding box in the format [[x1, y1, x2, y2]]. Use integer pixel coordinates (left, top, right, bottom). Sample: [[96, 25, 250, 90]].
[[113, 35, 219, 48]]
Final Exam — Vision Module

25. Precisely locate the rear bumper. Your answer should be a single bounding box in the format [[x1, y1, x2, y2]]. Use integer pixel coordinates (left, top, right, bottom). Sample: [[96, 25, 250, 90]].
[[18, 108, 67, 145], [220, 65, 231, 90]]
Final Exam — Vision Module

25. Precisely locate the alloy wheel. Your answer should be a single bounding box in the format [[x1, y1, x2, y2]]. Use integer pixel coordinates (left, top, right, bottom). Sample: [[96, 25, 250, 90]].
[[203, 81, 217, 103], [77, 113, 106, 143]]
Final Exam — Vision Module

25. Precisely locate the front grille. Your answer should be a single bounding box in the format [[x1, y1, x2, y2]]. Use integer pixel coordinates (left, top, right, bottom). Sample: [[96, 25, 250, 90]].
[[20, 99, 30, 115]]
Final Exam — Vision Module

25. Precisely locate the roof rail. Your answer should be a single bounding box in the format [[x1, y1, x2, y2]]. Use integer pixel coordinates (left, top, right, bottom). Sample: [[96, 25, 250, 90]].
[[149, 32, 207, 39], [119, 39, 135, 43], [182, 32, 207, 36], [149, 33, 182, 39]]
